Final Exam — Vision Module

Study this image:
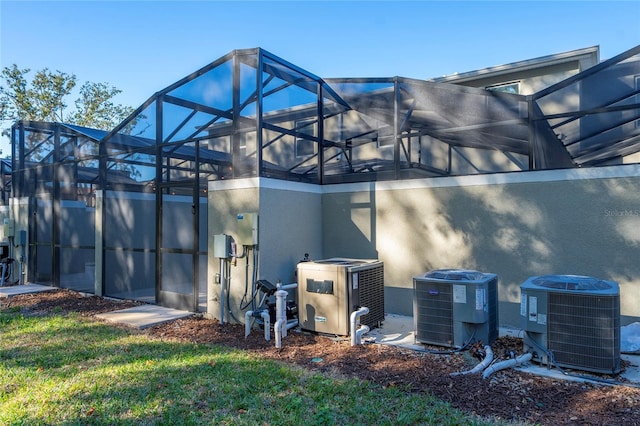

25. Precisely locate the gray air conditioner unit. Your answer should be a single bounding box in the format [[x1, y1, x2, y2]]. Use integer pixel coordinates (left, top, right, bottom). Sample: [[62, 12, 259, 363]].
[[413, 269, 498, 348], [297, 258, 384, 335], [521, 275, 620, 374]]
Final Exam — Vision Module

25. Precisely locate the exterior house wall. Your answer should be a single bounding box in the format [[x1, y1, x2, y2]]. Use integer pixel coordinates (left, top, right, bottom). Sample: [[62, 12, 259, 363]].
[[206, 166, 640, 328], [454, 62, 582, 95], [320, 166, 640, 328], [433, 46, 599, 95], [207, 179, 323, 321]]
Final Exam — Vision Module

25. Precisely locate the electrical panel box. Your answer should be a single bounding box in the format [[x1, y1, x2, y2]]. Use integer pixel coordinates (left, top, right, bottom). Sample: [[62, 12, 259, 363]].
[[236, 212, 258, 246], [213, 234, 232, 258], [3, 219, 14, 239]]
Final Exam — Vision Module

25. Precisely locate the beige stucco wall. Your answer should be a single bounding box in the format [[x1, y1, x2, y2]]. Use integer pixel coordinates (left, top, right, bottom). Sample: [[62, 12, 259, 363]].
[[322, 166, 640, 327], [207, 165, 640, 328], [207, 179, 322, 321], [460, 62, 580, 95]]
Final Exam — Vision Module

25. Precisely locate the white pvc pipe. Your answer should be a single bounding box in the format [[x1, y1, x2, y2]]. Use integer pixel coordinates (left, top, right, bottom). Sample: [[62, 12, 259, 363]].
[[275, 289, 288, 338], [244, 310, 253, 338], [279, 282, 298, 291], [350, 306, 370, 346], [244, 309, 271, 341], [274, 283, 300, 349], [450, 346, 494, 376], [275, 319, 285, 348], [482, 352, 532, 379], [286, 319, 298, 330], [261, 310, 271, 341]]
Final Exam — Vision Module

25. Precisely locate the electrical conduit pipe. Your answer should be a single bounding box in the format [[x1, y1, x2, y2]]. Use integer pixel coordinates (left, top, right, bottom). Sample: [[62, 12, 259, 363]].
[[350, 306, 370, 346], [482, 352, 532, 379], [219, 258, 225, 324], [450, 346, 493, 376]]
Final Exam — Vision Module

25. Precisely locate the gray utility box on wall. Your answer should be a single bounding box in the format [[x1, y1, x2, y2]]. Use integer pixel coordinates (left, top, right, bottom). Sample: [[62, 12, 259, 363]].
[[297, 258, 384, 336], [521, 275, 620, 374], [413, 269, 498, 348]]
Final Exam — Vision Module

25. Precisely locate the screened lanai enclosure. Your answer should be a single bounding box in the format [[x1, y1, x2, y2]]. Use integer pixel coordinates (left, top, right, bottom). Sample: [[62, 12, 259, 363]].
[[8, 45, 640, 312]]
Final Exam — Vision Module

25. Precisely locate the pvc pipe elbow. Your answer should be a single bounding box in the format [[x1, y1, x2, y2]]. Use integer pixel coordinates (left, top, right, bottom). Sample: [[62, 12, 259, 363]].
[[350, 307, 370, 346], [274, 319, 285, 349], [244, 311, 253, 338]]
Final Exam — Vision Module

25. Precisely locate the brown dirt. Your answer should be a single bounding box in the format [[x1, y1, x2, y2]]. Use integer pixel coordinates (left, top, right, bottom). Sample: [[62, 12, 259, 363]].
[[3, 289, 640, 426]]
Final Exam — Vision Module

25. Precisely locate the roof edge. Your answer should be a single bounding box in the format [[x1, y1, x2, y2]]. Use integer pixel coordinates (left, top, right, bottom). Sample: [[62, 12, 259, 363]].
[[430, 46, 600, 83]]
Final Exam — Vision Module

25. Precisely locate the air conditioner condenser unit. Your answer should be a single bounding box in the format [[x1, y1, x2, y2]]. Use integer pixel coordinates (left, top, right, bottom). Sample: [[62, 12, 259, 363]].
[[413, 269, 498, 348], [521, 274, 621, 374]]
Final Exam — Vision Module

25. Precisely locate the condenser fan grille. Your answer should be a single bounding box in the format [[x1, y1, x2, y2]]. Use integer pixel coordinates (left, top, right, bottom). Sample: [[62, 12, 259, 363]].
[[357, 264, 385, 328], [547, 292, 620, 374], [414, 281, 453, 346]]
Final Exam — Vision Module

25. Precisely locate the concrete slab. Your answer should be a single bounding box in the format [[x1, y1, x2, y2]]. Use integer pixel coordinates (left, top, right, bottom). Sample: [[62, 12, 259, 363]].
[[367, 313, 424, 350], [368, 313, 640, 387], [0, 284, 57, 298], [95, 304, 192, 330]]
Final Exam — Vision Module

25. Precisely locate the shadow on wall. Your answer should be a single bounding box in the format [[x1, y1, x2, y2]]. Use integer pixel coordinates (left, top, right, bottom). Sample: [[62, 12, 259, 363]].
[[330, 175, 640, 326], [444, 177, 640, 325], [322, 182, 379, 261], [375, 186, 474, 284]]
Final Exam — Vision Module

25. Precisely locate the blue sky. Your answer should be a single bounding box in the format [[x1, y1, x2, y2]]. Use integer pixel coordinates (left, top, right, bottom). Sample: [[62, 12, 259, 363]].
[[1, 0, 639, 155]]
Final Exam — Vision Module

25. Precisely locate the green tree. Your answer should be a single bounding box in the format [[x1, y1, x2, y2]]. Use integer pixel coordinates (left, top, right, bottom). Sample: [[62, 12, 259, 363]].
[[0, 65, 76, 123], [0, 65, 133, 132], [69, 81, 134, 130]]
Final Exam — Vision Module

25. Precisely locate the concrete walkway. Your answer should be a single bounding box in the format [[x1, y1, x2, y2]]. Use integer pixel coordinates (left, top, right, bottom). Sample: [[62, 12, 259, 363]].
[[96, 304, 192, 330], [0, 283, 57, 298], [1, 284, 192, 330]]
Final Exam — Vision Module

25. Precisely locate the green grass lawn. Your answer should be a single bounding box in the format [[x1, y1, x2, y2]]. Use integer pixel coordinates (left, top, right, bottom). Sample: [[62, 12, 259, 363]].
[[0, 310, 508, 425]]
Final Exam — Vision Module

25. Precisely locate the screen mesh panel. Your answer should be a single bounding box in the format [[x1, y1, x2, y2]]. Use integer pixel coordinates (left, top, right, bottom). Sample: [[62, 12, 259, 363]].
[[548, 293, 620, 374]]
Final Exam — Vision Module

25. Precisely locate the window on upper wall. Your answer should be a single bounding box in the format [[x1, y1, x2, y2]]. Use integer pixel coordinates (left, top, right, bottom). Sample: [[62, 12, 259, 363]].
[[486, 81, 521, 94], [377, 134, 394, 149]]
